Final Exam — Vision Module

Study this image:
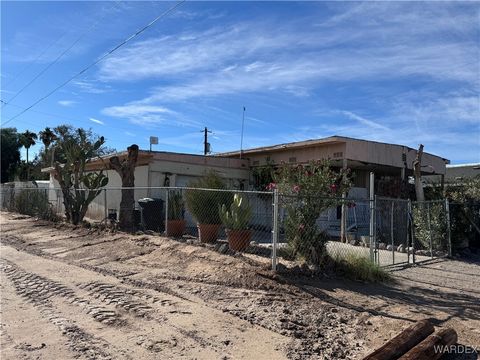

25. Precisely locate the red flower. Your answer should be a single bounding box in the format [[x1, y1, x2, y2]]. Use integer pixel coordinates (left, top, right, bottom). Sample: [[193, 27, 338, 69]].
[[330, 184, 338, 193], [266, 182, 277, 190], [292, 185, 301, 193]]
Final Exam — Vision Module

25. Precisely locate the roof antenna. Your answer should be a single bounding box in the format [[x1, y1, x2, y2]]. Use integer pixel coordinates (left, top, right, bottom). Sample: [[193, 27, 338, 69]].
[[240, 106, 246, 159]]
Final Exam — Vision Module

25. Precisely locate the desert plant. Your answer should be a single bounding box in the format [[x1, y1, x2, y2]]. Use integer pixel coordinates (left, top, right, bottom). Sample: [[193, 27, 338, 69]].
[[331, 252, 392, 283], [184, 172, 232, 224], [219, 193, 252, 230], [274, 160, 351, 264], [168, 191, 184, 220], [14, 188, 59, 222], [412, 202, 447, 252]]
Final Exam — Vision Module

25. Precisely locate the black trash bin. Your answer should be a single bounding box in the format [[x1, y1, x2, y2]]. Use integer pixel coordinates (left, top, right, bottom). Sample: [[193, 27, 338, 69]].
[[138, 198, 164, 232]]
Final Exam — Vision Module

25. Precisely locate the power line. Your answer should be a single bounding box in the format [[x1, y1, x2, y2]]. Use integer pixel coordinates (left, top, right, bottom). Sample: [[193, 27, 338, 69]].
[[2, 1, 121, 108], [1, 0, 185, 127], [3, 30, 69, 89]]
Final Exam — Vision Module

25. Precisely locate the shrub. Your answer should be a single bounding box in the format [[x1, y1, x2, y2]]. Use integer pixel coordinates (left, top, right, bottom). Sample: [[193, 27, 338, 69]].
[[331, 252, 392, 283], [14, 188, 59, 222], [274, 160, 351, 264], [184, 172, 233, 224], [219, 193, 252, 230], [412, 202, 447, 252], [168, 191, 184, 220]]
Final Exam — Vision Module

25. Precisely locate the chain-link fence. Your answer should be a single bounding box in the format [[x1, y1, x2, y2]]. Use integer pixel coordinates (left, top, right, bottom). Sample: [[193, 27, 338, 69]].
[[411, 199, 451, 260], [0, 185, 454, 270]]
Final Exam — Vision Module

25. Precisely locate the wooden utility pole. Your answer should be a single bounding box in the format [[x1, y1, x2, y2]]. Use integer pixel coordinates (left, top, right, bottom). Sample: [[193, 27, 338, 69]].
[[203, 127, 212, 155], [413, 144, 425, 202]]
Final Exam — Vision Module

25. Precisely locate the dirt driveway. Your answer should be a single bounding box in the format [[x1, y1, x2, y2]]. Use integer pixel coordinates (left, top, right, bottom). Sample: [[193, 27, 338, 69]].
[[1, 211, 479, 359]]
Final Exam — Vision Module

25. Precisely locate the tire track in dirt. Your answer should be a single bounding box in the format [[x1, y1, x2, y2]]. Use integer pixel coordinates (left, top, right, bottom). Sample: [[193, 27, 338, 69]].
[[0, 259, 117, 360]]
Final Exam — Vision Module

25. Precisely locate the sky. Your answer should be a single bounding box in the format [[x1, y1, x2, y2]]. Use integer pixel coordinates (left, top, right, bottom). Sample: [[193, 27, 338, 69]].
[[1, 1, 479, 164]]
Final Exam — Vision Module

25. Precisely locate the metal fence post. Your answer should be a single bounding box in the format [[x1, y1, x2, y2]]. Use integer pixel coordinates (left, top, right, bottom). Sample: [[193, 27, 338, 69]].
[[445, 198, 452, 257], [427, 202, 433, 258], [391, 200, 395, 265], [272, 189, 279, 271], [104, 189, 108, 227], [407, 199, 412, 265], [410, 200, 416, 265], [369, 172, 375, 263], [165, 188, 169, 236]]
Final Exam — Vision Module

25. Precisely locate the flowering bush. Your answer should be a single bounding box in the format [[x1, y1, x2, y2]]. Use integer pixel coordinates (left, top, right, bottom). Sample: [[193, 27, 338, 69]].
[[274, 160, 351, 264]]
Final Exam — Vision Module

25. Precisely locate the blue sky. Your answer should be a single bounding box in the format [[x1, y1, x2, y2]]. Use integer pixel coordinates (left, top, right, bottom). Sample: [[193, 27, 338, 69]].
[[1, 1, 479, 164]]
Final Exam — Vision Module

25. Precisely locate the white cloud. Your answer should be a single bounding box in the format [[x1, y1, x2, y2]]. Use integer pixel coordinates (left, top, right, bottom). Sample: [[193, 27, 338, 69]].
[[102, 103, 201, 128], [72, 79, 111, 94], [97, 4, 477, 105], [89, 117, 104, 125], [58, 100, 76, 107], [340, 111, 390, 131]]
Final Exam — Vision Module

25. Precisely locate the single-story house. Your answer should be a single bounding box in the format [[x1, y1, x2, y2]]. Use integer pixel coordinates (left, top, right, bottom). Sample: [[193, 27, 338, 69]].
[[42, 150, 249, 222]]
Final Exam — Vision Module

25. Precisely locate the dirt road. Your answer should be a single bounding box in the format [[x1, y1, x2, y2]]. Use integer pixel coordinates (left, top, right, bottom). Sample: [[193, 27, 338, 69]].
[[1, 211, 479, 359]]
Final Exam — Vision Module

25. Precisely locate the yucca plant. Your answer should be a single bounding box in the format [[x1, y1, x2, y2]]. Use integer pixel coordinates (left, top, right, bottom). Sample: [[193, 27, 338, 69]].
[[219, 193, 252, 230]]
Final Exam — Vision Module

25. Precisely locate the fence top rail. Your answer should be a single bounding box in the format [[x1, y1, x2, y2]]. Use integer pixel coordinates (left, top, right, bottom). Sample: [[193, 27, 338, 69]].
[[412, 199, 448, 204], [1, 186, 274, 195], [375, 196, 410, 202]]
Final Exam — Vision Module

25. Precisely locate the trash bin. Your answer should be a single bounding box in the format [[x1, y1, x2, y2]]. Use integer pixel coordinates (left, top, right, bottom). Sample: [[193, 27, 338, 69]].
[[138, 198, 164, 232]]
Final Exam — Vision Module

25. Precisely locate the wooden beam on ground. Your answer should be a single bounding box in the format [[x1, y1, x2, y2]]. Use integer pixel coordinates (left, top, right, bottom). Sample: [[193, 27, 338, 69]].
[[363, 319, 434, 360], [398, 328, 457, 360]]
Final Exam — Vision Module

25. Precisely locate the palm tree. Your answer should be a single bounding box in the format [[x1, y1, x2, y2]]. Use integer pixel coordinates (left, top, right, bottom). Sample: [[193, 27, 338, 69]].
[[19, 130, 37, 180], [39, 127, 57, 166], [39, 127, 56, 148]]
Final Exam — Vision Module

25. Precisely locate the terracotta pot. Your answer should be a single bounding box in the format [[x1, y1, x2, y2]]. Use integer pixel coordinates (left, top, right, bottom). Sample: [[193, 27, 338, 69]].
[[197, 223, 221, 243], [166, 219, 186, 237], [226, 229, 252, 252]]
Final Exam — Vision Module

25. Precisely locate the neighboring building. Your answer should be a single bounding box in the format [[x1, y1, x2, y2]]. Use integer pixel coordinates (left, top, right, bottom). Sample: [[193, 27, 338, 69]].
[[42, 150, 249, 222], [445, 163, 480, 183]]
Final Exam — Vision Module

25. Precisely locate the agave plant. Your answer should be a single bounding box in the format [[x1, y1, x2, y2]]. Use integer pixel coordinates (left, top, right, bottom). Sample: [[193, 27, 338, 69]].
[[219, 193, 252, 230]]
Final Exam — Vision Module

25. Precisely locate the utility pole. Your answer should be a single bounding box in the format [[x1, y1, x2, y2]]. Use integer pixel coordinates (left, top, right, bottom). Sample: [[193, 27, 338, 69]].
[[203, 127, 212, 155]]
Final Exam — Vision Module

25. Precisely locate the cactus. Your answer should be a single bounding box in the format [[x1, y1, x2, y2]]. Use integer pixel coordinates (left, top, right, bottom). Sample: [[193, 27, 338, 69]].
[[219, 193, 252, 230]]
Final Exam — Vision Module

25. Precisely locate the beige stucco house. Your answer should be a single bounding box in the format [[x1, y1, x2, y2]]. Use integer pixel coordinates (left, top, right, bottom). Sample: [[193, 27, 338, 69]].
[[43, 150, 249, 221]]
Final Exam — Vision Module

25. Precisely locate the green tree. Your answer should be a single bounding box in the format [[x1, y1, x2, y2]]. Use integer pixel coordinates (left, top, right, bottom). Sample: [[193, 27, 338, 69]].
[[19, 130, 38, 180], [51, 127, 109, 225], [0, 128, 22, 183]]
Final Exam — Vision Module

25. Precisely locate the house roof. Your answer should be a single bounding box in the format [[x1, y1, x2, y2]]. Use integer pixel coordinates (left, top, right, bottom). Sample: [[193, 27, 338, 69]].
[[217, 135, 449, 162], [41, 149, 249, 173]]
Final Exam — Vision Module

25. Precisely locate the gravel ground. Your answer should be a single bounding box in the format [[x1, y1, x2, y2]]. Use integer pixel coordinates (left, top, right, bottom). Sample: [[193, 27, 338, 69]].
[[1, 211, 478, 359]]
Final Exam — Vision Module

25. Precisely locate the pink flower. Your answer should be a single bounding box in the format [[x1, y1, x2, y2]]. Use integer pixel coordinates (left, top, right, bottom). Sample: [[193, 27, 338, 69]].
[[298, 224, 305, 231], [330, 184, 338, 193], [304, 170, 313, 177], [266, 182, 277, 190], [292, 185, 301, 193]]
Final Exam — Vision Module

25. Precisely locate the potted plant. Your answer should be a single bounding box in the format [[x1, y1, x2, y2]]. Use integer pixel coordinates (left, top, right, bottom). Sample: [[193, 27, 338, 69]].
[[166, 191, 186, 237], [219, 193, 252, 251], [185, 172, 232, 243]]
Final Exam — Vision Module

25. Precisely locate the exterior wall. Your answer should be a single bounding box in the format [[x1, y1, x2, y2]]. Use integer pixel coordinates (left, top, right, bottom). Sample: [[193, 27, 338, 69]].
[[345, 139, 447, 175], [245, 143, 346, 166]]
